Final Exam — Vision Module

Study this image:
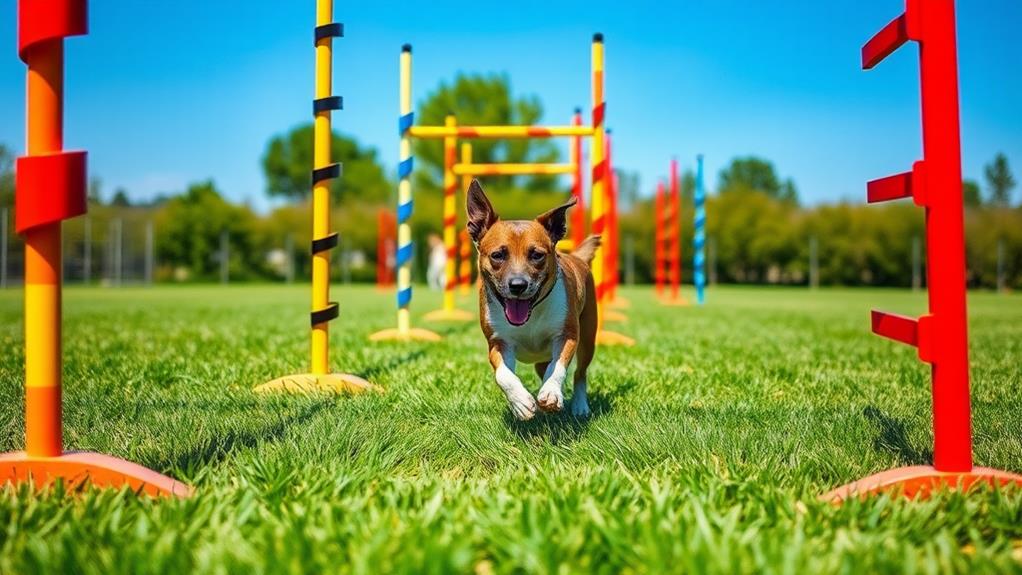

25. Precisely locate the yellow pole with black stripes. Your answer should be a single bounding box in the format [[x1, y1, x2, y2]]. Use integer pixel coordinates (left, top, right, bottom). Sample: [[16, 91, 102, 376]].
[[256, 0, 377, 393], [424, 114, 472, 321], [589, 33, 633, 347]]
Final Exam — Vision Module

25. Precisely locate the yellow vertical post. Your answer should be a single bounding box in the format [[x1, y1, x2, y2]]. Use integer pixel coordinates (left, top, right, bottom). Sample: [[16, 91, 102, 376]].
[[255, 1, 376, 393], [310, 0, 333, 374], [424, 116, 472, 321], [459, 142, 474, 294], [590, 33, 633, 346]]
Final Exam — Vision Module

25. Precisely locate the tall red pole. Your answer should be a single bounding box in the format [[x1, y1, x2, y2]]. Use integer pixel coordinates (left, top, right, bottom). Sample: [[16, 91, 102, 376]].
[[823, 0, 1022, 500], [669, 158, 681, 300]]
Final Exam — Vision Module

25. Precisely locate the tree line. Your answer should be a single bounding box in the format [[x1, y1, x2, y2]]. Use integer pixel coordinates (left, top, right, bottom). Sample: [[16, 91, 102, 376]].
[[0, 75, 1018, 289]]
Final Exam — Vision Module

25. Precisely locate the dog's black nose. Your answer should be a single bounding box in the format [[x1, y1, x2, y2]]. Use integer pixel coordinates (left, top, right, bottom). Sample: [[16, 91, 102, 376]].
[[508, 278, 528, 296]]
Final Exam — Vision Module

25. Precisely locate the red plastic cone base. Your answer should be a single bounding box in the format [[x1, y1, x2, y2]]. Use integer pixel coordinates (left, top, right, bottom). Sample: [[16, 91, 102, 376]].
[[0, 451, 192, 497], [822, 465, 1022, 502]]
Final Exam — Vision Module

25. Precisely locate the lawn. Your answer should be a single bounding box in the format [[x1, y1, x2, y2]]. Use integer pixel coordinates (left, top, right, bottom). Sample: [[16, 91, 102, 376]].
[[0, 284, 1020, 574]]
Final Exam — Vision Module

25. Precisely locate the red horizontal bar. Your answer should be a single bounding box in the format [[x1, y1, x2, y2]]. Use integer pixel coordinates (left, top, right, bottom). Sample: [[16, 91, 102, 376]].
[[871, 310, 919, 348], [867, 171, 913, 204], [862, 14, 909, 70]]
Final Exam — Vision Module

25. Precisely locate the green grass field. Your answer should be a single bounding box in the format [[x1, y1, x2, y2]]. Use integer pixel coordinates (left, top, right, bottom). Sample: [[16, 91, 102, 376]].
[[1, 284, 1020, 573]]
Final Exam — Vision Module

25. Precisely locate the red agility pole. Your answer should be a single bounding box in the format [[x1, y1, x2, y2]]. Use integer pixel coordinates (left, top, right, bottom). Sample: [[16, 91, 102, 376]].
[[823, 0, 1022, 501], [654, 181, 665, 296], [661, 158, 687, 305], [0, 0, 189, 497]]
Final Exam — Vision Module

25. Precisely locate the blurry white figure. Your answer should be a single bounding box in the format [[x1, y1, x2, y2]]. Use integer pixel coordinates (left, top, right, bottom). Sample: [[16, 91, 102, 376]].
[[427, 233, 446, 290]]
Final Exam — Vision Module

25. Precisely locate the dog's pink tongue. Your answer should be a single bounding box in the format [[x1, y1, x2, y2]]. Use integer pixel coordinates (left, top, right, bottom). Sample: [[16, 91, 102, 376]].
[[504, 299, 530, 326]]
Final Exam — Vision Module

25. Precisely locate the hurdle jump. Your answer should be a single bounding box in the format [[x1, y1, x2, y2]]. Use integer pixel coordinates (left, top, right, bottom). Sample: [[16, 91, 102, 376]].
[[822, 0, 1022, 501], [255, 0, 376, 394], [373, 34, 632, 346], [0, 0, 189, 496]]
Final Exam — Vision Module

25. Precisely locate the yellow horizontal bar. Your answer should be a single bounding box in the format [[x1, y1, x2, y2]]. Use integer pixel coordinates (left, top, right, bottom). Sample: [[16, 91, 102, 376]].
[[453, 163, 576, 176], [408, 125, 595, 139]]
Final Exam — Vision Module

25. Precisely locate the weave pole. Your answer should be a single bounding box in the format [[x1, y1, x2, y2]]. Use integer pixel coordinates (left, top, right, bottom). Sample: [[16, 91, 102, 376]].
[[589, 34, 633, 347], [0, 0, 189, 496], [693, 154, 706, 305], [370, 44, 441, 342], [602, 131, 627, 321], [654, 181, 665, 296], [570, 108, 586, 249], [823, 0, 1022, 501], [661, 158, 687, 305], [424, 114, 473, 321], [458, 142, 474, 294], [257, 0, 377, 393]]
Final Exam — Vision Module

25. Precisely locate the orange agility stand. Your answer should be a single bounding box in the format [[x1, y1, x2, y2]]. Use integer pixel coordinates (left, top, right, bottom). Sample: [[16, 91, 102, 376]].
[[0, 0, 190, 497], [658, 158, 687, 307], [822, 0, 1022, 502]]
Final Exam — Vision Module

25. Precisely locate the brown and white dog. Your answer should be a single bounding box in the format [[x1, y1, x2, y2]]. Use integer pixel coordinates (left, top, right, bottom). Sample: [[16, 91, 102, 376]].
[[466, 179, 600, 420]]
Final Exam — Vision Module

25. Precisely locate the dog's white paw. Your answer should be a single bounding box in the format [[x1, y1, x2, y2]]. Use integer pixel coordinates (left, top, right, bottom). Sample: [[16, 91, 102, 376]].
[[570, 394, 590, 418], [508, 392, 538, 421], [537, 386, 564, 412]]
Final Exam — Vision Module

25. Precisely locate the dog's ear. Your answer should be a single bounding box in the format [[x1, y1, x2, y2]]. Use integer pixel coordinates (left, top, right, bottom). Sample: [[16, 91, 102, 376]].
[[466, 179, 499, 243], [535, 195, 577, 244]]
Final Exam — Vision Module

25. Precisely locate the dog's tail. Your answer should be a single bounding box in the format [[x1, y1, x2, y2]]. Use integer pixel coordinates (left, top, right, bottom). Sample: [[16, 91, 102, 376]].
[[571, 234, 602, 265]]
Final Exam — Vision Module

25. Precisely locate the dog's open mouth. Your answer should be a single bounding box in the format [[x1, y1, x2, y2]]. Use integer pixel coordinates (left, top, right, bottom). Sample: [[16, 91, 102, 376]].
[[503, 297, 533, 327]]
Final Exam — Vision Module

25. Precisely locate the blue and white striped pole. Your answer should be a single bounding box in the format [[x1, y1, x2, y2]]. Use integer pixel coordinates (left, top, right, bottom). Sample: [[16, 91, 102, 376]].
[[396, 44, 414, 334], [694, 154, 706, 305]]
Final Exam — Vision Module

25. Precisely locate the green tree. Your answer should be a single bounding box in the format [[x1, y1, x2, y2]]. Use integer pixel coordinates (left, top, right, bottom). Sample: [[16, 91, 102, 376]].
[[110, 187, 131, 207], [262, 124, 391, 204], [154, 180, 266, 280], [984, 153, 1016, 206], [718, 156, 798, 204], [963, 179, 982, 207], [414, 73, 561, 195], [0, 144, 14, 208]]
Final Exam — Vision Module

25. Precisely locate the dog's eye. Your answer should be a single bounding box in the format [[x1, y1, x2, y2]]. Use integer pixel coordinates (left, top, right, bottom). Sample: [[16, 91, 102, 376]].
[[489, 249, 506, 263], [528, 249, 547, 263]]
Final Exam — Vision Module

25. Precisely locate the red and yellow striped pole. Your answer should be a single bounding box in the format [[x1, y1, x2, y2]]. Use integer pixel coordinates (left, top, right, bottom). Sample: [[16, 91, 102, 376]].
[[602, 130, 626, 321], [589, 33, 633, 346], [1, 0, 189, 495], [661, 158, 688, 306], [257, 0, 378, 391], [458, 142, 474, 295], [424, 115, 472, 321], [570, 108, 586, 248]]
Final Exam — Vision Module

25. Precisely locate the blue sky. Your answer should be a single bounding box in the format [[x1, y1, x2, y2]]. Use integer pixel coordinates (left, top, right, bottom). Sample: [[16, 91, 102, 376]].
[[1, 1, 1020, 210]]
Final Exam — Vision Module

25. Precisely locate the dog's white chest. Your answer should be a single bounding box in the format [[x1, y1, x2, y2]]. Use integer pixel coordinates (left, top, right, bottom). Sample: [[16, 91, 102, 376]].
[[487, 278, 568, 365]]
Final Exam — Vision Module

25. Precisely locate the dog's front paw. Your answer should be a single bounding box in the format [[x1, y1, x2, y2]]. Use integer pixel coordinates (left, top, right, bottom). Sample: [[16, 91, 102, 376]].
[[508, 392, 538, 421], [536, 387, 564, 413]]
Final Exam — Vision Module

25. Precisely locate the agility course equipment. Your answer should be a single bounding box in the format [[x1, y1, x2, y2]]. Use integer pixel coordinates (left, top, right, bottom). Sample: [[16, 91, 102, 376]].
[[659, 158, 687, 306], [423, 114, 475, 322], [0, 0, 189, 496], [376, 34, 633, 346], [256, 0, 377, 392], [376, 209, 396, 288], [693, 155, 706, 305], [601, 131, 627, 322], [823, 0, 1022, 501]]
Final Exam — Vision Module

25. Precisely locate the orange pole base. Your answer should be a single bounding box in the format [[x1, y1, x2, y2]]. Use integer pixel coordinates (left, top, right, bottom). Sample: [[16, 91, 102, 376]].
[[0, 451, 192, 497], [595, 329, 635, 347], [822, 465, 1022, 502]]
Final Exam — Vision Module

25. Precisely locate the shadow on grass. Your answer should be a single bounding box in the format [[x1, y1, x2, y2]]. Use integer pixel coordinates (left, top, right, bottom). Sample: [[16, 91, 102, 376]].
[[503, 380, 629, 445], [161, 400, 332, 478], [358, 349, 428, 380], [864, 405, 932, 465]]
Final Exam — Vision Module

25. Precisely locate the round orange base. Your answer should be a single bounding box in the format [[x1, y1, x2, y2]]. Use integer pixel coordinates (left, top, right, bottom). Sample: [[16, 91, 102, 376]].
[[658, 296, 689, 307], [607, 296, 631, 309], [603, 309, 628, 323], [596, 329, 635, 347], [369, 327, 443, 342], [822, 465, 1022, 502], [0, 451, 192, 497], [422, 308, 475, 322]]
